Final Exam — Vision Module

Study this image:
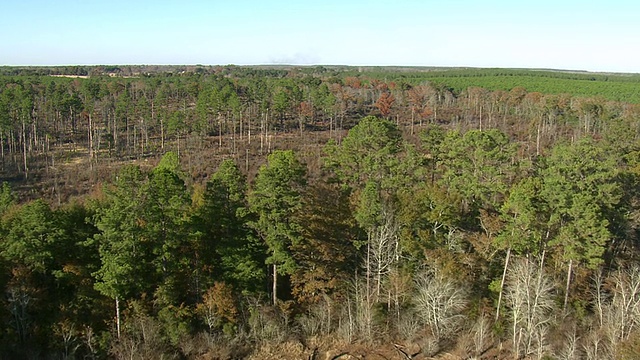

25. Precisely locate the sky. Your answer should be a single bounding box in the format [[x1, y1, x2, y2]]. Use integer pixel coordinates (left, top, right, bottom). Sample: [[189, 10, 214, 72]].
[[1, 0, 639, 73]]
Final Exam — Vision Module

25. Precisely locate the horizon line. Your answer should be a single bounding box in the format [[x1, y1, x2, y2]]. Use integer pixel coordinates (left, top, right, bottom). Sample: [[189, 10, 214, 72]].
[[1, 64, 638, 75]]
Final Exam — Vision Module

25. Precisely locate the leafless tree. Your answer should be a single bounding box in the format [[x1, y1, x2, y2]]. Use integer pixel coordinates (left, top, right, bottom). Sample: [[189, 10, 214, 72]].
[[369, 207, 399, 299], [595, 265, 640, 356], [338, 276, 376, 342], [55, 320, 79, 359], [553, 323, 581, 360], [82, 325, 99, 360], [582, 327, 612, 360], [505, 257, 555, 359], [413, 267, 467, 340], [606, 266, 640, 341], [7, 287, 32, 344], [247, 302, 288, 343], [352, 204, 401, 341], [297, 295, 334, 337], [471, 315, 493, 359]]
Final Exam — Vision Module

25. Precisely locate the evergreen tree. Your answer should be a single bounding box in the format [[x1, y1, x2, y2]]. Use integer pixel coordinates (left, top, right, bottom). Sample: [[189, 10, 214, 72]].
[[194, 159, 265, 294], [144, 156, 190, 306], [248, 150, 306, 304], [92, 165, 150, 338], [540, 138, 623, 310]]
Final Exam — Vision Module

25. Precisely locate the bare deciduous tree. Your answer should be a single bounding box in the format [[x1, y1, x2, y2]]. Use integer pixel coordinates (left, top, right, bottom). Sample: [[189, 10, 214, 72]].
[[7, 287, 32, 344], [582, 328, 612, 360], [472, 315, 493, 359], [553, 323, 581, 360], [505, 257, 555, 359], [414, 268, 467, 340], [592, 265, 640, 357], [338, 277, 376, 342], [605, 266, 640, 343], [369, 207, 399, 299]]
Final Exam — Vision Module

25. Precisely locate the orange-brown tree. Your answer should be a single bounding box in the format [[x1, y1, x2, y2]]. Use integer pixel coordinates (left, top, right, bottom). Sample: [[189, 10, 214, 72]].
[[375, 92, 395, 119]]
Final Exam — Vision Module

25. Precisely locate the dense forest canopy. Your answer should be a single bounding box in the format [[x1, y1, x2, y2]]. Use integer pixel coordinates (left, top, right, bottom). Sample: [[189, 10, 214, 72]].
[[1, 66, 640, 359]]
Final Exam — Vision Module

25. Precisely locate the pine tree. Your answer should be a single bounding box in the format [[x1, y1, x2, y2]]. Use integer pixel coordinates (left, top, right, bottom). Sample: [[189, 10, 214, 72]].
[[248, 150, 306, 304]]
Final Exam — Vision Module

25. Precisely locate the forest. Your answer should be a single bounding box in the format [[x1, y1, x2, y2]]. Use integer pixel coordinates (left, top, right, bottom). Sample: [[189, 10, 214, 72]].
[[1, 65, 640, 359]]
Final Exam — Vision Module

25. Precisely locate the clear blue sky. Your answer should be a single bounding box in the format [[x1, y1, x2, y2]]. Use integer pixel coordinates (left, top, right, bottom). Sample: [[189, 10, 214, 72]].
[[2, 0, 638, 73]]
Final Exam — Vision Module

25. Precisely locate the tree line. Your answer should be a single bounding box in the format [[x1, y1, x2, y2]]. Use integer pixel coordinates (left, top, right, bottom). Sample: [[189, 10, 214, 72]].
[[2, 67, 639, 191]]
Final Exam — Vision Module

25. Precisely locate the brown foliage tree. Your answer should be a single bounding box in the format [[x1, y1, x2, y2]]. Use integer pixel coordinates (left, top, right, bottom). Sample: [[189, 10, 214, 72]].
[[290, 184, 356, 305], [196, 282, 238, 333], [375, 92, 395, 118]]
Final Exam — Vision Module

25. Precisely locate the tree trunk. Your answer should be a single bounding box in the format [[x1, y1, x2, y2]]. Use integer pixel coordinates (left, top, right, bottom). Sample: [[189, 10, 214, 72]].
[[88, 112, 93, 168], [133, 125, 137, 158], [366, 231, 372, 307], [177, 133, 180, 158], [113, 113, 118, 154], [160, 113, 164, 150], [265, 110, 269, 153], [272, 263, 278, 306], [536, 119, 541, 156], [247, 110, 251, 145], [299, 116, 304, 137], [240, 109, 244, 141], [218, 115, 222, 149], [411, 107, 415, 135], [126, 118, 130, 155], [594, 269, 604, 327], [232, 112, 236, 154], [115, 296, 121, 339], [563, 259, 573, 312], [495, 246, 511, 321], [329, 115, 333, 139], [151, 100, 156, 149], [22, 120, 28, 180], [1, 130, 4, 170], [260, 111, 264, 155], [32, 119, 38, 150], [433, 104, 437, 124], [245, 149, 249, 172]]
